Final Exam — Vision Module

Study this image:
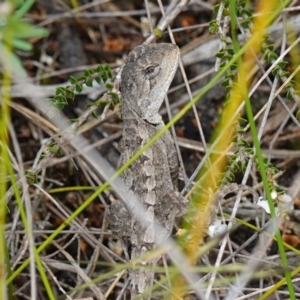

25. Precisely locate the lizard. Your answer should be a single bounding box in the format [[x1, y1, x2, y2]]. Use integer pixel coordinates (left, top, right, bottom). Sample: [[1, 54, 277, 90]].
[[109, 43, 187, 299]]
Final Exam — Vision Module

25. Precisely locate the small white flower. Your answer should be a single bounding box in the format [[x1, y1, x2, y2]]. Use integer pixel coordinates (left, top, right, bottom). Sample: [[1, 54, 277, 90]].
[[271, 190, 277, 200], [256, 196, 271, 214], [208, 220, 227, 238]]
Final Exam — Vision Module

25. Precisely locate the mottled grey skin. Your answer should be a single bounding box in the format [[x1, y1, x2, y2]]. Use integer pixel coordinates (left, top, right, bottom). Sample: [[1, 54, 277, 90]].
[[109, 44, 187, 299]]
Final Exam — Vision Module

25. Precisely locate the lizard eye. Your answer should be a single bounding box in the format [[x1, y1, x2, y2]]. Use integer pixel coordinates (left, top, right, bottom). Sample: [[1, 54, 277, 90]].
[[145, 65, 160, 79]]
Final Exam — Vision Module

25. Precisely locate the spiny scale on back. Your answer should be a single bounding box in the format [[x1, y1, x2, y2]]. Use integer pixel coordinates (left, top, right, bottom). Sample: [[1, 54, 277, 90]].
[[110, 43, 186, 299], [119, 43, 181, 240]]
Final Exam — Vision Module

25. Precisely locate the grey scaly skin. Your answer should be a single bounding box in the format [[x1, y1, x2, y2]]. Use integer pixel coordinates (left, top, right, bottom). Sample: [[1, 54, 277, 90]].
[[109, 43, 187, 299]]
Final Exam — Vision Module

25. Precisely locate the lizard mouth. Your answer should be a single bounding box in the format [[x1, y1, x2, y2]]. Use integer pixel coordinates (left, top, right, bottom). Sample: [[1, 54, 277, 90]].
[[144, 118, 160, 126]]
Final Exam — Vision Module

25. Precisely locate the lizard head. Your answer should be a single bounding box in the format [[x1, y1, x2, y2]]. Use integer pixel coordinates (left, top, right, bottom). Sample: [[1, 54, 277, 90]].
[[121, 43, 180, 125]]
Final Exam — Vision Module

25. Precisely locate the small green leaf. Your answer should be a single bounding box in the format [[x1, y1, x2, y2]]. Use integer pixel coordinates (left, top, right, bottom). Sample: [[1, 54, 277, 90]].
[[13, 0, 35, 20], [278, 61, 288, 69], [216, 51, 225, 59], [271, 65, 280, 76], [286, 89, 293, 100], [92, 110, 98, 119], [49, 146, 63, 156], [226, 71, 235, 79], [104, 64, 113, 78], [245, 148, 254, 155], [238, 117, 248, 124], [96, 65, 104, 72], [209, 20, 218, 35], [9, 20, 48, 39], [280, 70, 290, 78], [75, 84, 83, 93], [230, 63, 238, 70], [108, 91, 120, 102], [268, 52, 278, 62], [105, 83, 113, 89], [213, 4, 220, 13], [101, 72, 108, 82], [54, 94, 67, 105], [225, 47, 235, 55], [0, 42, 26, 77], [221, 78, 230, 87], [48, 146, 59, 154], [241, 9, 252, 17], [65, 87, 75, 99], [56, 87, 65, 95], [84, 70, 93, 76], [223, 8, 230, 16], [95, 76, 102, 84], [70, 76, 77, 84], [86, 80, 93, 87], [11, 38, 32, 51], [69, 118, 79, 123], [220, 62, 226, 69], [239, 1, 246, 9], [153, 28, 163, 38], [25, 170, 38, 185], [77, 76, 86, 82], [96, 100, 109, 108], [53, 103, 65, 110], [241, 19, 251, 29], [264, 44, 274, 52], [109, 101, 115, 110], [209, 25, 218, 35]]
